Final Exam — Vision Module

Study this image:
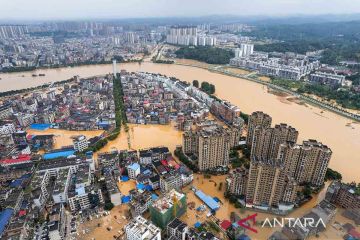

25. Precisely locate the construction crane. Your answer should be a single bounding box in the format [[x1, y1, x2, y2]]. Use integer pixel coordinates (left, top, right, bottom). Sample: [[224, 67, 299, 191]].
[[172, 194, 182, 218]]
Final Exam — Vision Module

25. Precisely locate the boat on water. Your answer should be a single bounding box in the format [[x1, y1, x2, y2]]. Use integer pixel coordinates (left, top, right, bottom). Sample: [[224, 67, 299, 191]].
[[39, 73, 46, 76], [32, 74, 38, 77]]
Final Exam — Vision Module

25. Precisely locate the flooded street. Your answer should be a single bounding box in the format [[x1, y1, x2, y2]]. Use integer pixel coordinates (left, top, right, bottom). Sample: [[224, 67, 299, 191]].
[[4, 61, 358, 182], [26, 122, 359, 238], [27, 128, 104, 149], [27, 123, 183, 159]]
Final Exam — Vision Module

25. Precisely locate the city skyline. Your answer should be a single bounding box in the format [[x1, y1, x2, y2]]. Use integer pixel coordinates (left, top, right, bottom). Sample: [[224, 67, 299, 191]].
[[1, 0, 360, 21]]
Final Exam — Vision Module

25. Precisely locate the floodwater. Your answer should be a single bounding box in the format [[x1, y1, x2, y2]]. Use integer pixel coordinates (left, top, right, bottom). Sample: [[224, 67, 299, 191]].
[[78, 204, 130, 240], [27, 128, 104, 149], [27, 123, 183, 159], [97, 123, 182, 155], [185, 174, 360, 239], [3, 61, 359, 182]]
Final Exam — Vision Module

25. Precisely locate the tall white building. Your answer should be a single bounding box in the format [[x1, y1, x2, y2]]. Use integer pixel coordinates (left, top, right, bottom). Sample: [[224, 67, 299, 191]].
[[166, 26, 217, 46], [125, 32, 135, 44], [113, 59, 117, 77], [236, 43, 254, 58], [73, 135, 89, 152], [125, 216, 161, 240]]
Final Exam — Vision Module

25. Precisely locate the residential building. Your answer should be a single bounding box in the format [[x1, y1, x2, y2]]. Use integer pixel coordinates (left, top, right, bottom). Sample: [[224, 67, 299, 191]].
[[310, 71, 346, 87], [73, 135, 89, 152], [326, 181, 360, 210], [0, 104, 13, 120], [277, 140, 332, 186], [125, 216, 161, 240], [227, 168, 248, 196], [127, 163, 140, 179], [129, 190, 153, 217], [246, 159, 286, 207], [246, 111, 272, 146], [282, 200, 336, 239], [167, 218, 188, 240], [183, 123, 231, 171], [149, 189, 186, 229], [235, 43, 254, 58], [250, 123, 298, 162]]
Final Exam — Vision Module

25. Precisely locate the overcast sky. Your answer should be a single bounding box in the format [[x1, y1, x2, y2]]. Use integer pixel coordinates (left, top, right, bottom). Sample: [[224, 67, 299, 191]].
[[1, 0, 360, 20]]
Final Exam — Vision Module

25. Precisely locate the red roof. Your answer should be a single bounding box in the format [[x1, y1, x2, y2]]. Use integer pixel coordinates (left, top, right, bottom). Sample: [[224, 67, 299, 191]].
[[220, 220, 232, 230], [349, 229, 360, 239], [161, 160, 168, 166], [0, 154, 31, 165], [19, 210, 26, 217]]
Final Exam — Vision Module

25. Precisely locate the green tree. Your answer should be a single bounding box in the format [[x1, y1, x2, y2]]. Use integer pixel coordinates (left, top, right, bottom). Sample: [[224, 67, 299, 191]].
[[193, 80, 199, 88]]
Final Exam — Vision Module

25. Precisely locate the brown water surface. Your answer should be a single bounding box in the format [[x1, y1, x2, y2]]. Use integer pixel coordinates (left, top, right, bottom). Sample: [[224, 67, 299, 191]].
[[2, 62, 360, 182]]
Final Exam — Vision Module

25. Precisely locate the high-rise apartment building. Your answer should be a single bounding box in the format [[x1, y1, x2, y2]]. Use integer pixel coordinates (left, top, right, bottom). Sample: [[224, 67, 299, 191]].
[[227, 168, 248, 196], [246, 111, 272, 146], [250, 123, 298, 162], [183, 123, 237, 171], [246, 159, 286, 206], [243, 111, 331, 208], [0, 25, 28, 39], [166, 26, 216, 46], [277, 140, 332, 186], [234, 44, 254, 58], [250, 125, 296, 161], [125, 32, 135, 44]]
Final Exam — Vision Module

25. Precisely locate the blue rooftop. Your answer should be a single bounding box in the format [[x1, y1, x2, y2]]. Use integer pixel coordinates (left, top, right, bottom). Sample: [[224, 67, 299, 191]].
[[195, 190, 220, 211], [76, 186, 86, 196], [121, 176, 129, 182], [128, 163, 140, 171], [121, 195, 131, 203], [136, 183, 145, 190], [151, 194, 158, 200], [30, 123, 52, 130], [43, 149, 75, 160], [238, 234, 251, 240], [0, 209, 14, 236]]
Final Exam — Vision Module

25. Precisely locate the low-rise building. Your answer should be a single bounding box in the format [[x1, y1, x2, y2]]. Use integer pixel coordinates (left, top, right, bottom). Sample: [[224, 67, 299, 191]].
[[125, 216, 161, 240], [310, 72, 346, 87], [73, 135, 89, 152], [149, 189, 186, 229], [127, 163, 140, 179]]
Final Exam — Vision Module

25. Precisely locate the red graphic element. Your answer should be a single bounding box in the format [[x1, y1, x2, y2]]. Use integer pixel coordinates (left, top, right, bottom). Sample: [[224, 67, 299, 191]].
[[238, 213, 258, 233]]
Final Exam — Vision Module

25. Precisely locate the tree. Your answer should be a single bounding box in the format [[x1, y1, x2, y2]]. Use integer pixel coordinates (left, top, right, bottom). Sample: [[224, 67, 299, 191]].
[[325, 168, 342, 181], [104, 202, 114, 210], [303, 184, 312, 197], [200, 81, 216, 95], [175, 46, 234, 64], [209, 84, 215, 94], [193, 80, 199, 88]]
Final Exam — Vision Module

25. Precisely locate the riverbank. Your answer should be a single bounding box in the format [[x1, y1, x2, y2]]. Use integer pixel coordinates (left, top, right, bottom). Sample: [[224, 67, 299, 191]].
[[1, 62, 359, 182], [0, 59, 145, 74], [172, 61, 360, 122]]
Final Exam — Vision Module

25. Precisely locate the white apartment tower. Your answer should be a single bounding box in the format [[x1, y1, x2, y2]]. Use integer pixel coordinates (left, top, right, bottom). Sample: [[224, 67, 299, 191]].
[[237, 43, 254, 58], [113, 59, 117, 77]]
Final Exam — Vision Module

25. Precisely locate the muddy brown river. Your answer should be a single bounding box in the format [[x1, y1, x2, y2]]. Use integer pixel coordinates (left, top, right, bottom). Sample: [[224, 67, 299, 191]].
[[2, 61, 360, 183]]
